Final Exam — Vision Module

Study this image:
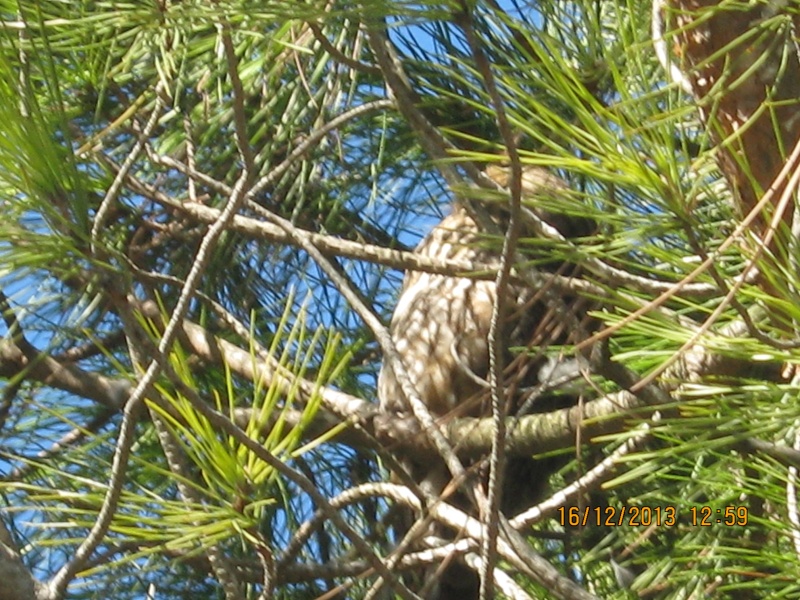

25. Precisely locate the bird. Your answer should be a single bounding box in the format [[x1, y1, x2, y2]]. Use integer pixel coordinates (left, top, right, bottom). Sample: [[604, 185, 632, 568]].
[[376, 164, 595, 599]]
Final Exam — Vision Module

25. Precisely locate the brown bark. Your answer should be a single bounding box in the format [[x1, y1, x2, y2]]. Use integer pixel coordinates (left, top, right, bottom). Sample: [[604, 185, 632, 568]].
[[668, 1, 800, 235]]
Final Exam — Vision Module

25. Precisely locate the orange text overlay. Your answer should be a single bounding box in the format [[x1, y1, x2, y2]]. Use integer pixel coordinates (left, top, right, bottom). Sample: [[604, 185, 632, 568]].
[[556, 505, 748, 528]]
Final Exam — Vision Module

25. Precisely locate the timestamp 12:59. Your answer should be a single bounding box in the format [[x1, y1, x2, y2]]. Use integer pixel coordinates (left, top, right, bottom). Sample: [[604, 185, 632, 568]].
[[555, 505, 749, 527], [690, 506, 748, 526]]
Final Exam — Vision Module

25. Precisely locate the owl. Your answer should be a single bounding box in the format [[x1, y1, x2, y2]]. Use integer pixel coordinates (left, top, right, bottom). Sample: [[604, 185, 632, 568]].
[[377, 166, 594, 599]]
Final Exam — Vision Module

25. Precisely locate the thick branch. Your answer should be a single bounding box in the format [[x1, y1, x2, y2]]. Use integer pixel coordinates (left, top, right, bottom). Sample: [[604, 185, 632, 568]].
[[161, 193, 717, 300], [666, 1, 800, 234], [0, 302, 784, 464], [0, 340, 128, 410]]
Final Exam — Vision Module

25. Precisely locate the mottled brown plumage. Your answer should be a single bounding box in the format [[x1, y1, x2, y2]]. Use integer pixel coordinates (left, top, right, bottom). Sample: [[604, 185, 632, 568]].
[[379, 205, 503, 419], [377, 166, 594, 599]]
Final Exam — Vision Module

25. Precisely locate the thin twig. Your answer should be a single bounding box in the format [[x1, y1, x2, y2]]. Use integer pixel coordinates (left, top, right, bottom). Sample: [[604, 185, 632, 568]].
[[255, 204, 470, 503], [248, 100, 393, 198], [308, 21, 381, 75], [330, 482, 599, 600], [455, 6, 521, 597], [155, 370, 421, 600], [364, 22, 476, 189], [140, 135, 721, 300], [49, 28, 256, 591], [91, 90, 164, 257], [578, 133, 800, 356], [510, 415, 658, 528], [5, 409, 115, 482], [631, 132, 800, 391]]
